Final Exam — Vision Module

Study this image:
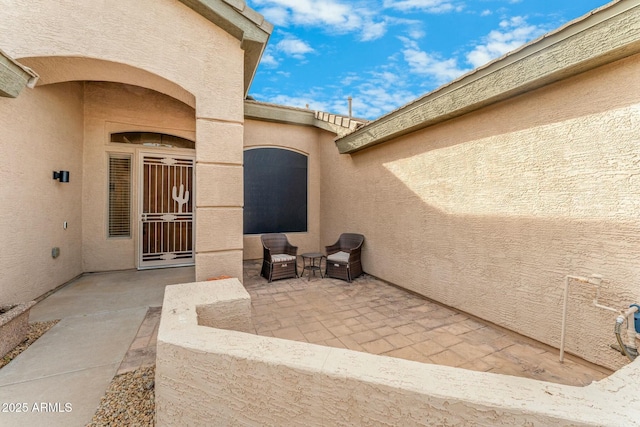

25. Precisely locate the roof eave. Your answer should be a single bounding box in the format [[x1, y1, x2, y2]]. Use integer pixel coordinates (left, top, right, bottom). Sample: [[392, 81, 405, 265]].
[[245, 101, 317, 126], [0, 49, 39, 98], [244, 101, 361, 135], [336, 0, 640, 154], [178, 0, 272, 97]]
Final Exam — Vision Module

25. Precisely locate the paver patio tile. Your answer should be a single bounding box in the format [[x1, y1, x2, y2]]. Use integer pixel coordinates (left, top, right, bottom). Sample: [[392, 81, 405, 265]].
[[458, 358, 493, 372], [347, 323, 370, 333], [429, 349, 468, 368], [337, 335, 365, 352], [416, 317, 453, 330], [356, 306, 374, 315], [304, 328, 335, 343], [278, 316, 304, 327], [241, 261, 610, 387], [373, 326, 397, 337], [426, 307, 459, 319], [461, 318, 487, 331], [353, 315, 371, 325], [297, 321, 326, 333], [502, 342, 548, 358], [350, 330, 381, 344], [410, 340, 446, 357], [324, 338, 345, 348], [320, 317, 347, 328], [384, 333, 414, 349], [384, 346, 432, 364], [276, 299, 299, 308], [272, 326, 306, 341], [449, 342, 495, 360], [395, 324, 419, 335], [424, 330, 464, 348], [343, 317, 362, 327], [439, 321, 475, 336], [406, 304, 434, 313], [327, 324, 353, 337], [255, 321, 282, 333], [361, 338, 395, 355], [364, 311, 389, 322]]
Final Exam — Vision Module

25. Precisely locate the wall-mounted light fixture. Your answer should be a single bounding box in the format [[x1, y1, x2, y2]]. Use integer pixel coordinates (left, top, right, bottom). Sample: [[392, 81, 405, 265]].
[[53, 171, 70, 183]]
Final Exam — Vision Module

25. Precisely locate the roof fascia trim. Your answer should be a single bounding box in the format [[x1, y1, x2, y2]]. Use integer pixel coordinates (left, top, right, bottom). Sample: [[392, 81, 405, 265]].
[[0, 49, 39, 98], [245, 101, 316, 126], [178, 0, 272, 97], [336, 0, 640, 154], [244, 101, 343, 134]]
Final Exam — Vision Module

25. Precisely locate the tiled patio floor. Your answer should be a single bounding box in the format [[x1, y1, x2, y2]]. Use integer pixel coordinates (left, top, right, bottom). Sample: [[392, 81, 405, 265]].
[[243, 261, 612, 387], [119, 261, 611, 386]]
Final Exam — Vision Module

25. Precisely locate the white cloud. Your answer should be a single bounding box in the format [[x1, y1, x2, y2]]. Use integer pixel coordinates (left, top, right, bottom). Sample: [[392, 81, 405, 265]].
[[253, 67, 418, 120], [383, 0, 462, 13], [259, 48, 279, 68], [275, 37, 315, 59], [361, 20, 388, 42], [466, 16, 546, 68], [259, 6, 290, 26], [399, 37, 469, 84], [348, 72, 418, 119], [250, 0, 387, 40], [340, 73, 361, 86]]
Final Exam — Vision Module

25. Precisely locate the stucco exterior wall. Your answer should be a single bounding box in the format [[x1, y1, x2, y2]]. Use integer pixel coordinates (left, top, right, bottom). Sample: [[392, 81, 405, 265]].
[[82, 82, 196, 272], [243, 119, 329, 260], [0, 0, 242, 117], [1, 0, 249, 282], [0, 83, 84, 303], [321, 54, 640, 370], [156, 279, 640, 426]]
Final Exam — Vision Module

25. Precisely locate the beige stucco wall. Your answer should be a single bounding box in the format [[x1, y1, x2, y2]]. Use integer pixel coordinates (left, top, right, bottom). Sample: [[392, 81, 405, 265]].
[[1, 0, 249, 283], [321, 54, 640, 370], [0, 82, 84, 303], [243, 119, 330, 260], [82, 82, 196, 272], [156, 279, 640, 426]]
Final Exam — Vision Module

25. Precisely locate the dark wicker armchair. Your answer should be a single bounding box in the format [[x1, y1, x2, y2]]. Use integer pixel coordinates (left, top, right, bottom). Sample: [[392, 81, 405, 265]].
[[325, 233, 364, 283], [261, 233, 298, 282]]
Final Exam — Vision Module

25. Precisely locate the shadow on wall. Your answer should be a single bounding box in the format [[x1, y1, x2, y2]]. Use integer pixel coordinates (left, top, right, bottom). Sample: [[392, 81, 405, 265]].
[[320, 103, 640, 371]]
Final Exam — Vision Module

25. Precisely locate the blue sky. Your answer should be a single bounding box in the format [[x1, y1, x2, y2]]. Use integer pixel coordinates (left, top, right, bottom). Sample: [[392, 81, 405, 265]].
[[246, 0, 611, 120]]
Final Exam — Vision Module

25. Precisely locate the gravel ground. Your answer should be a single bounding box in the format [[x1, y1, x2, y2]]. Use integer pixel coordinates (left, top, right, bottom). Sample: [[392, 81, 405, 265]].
[[88, 365, 155, 427], [0, 320, 60, 369]]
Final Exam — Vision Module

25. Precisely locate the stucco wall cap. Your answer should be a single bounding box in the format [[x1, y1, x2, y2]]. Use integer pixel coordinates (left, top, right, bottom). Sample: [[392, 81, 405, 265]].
[[0, 49, 39, 97], [336, 0, 640, 154]]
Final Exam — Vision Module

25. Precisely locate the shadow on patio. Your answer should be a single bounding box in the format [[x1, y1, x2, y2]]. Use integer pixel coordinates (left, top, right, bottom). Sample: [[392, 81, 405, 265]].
[[241, 260, 611, 387]]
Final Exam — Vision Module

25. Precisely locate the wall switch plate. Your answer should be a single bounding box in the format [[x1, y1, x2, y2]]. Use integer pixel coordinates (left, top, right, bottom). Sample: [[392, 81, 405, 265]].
[[63, 221, 68, 229]]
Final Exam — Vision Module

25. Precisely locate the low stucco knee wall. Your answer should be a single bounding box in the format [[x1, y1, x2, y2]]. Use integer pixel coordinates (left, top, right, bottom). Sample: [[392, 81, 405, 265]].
[[156, 280, 640, 426]]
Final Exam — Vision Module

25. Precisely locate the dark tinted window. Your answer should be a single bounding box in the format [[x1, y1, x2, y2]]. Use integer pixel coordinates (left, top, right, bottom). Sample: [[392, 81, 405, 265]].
[[244, 148, 308, 234]]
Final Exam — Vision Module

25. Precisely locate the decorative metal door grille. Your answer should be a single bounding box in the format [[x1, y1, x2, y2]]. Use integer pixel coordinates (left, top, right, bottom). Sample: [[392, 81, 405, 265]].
[[139, 154, 194, 268]]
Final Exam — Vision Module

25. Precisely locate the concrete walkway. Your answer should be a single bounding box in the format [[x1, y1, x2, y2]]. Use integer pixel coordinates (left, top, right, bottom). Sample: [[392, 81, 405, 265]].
[[0, 267, 194, 427]]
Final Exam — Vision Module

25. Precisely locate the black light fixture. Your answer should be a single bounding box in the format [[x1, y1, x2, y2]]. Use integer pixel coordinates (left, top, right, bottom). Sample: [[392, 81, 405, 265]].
[[53, 171, 70, 183]]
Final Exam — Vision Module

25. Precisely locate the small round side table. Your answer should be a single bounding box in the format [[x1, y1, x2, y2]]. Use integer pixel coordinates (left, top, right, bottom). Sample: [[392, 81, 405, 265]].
[[300, 253, 325, 281]]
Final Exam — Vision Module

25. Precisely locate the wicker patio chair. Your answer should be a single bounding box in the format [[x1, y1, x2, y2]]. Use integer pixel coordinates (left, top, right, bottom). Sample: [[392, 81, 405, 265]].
[[325, 233, 364, 283], [261, 233, 298, 282]]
